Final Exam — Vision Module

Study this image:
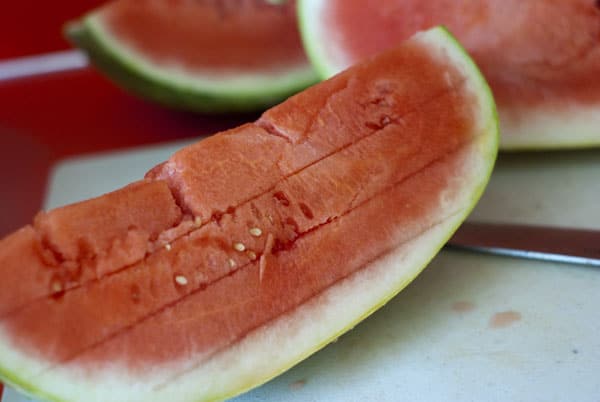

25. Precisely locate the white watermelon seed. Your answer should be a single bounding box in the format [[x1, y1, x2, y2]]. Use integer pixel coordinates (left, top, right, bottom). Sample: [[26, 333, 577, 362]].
[[174, 275, 188, 286], [249, 227, 262, 237]]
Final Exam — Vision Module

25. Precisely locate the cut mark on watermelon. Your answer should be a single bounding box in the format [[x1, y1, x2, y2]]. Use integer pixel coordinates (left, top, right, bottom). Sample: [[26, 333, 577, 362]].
[[255, 120, 295, 144], [230, 82, 468, 209], [0, 77, 466, 323], [30, 131, 476, 376], [260, 80, 352, 145]]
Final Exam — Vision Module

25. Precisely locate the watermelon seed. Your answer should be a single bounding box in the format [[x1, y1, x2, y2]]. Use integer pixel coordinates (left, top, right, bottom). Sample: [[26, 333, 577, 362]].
[[299, 203, 314, 219], [194, 216, 202, 227], [174, 275, 188, 286], [50, 280, 63, 293], [259, 260, 266, 283], [285, 217, 300, 234], [273, 191, 291, 206], [228, 258, 237, 268], [165, 243, 172, 251], [249, 227, 263, 237], [247, 250, 257, 261], [233, 242, 246, 252], [259, 233, 274, 283], [49, 275, 66, 300]]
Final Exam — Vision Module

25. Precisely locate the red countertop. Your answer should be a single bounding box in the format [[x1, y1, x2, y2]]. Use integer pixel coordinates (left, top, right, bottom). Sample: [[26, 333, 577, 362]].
[[0, 1, 105, 59]]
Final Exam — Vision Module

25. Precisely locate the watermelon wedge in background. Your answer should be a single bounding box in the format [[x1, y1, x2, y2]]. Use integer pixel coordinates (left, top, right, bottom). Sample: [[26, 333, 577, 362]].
[[298, 0, 600, 150], [66, 0, 318, 112], [0, 28, 497, 402]]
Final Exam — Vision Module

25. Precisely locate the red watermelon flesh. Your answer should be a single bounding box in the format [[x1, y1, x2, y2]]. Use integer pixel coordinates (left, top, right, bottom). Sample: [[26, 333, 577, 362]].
[[304, 0, 600, 149], [96, 0, 308, 75], [0, 28, 497, 401]]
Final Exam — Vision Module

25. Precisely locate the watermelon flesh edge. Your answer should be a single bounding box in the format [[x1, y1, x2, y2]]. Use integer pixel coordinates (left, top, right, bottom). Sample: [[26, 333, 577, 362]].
[[67, 0, 319, 112], [0, 27, 498, 402], [298, 0, 600, 150]]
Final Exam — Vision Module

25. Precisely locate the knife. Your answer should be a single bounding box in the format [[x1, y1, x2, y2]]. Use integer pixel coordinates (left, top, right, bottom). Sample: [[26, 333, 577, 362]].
[[0, 50, 87, 82], [448, 222, 600, 267]]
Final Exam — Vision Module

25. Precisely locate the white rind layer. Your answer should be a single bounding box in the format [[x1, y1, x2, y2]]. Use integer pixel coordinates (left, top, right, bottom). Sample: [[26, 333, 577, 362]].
[[500, 102, 600, 150], [0, 27, 497, 402], [297, 0, 348, 79]]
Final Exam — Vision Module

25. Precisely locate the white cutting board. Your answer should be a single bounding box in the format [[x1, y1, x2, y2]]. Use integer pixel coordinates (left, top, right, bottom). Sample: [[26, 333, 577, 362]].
[[4, 141, 600, 402]]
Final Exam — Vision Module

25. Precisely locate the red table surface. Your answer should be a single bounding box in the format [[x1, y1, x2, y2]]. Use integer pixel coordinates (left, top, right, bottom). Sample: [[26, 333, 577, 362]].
[[0, 1, 106, 60]]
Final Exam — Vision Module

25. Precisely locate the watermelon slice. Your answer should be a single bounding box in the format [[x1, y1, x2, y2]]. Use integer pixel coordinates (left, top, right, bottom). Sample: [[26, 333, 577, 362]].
[[0, 27, 497, 402], [298, 0, 600, 150], [67, 0, 318, 112]]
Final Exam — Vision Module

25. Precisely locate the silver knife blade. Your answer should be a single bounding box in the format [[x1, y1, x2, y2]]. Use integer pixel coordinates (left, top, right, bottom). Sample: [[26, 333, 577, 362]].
[[447, 222, 600, 267], [0, 50, 87, 82]]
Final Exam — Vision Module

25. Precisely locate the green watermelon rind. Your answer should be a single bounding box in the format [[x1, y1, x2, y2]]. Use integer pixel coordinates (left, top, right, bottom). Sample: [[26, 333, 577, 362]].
[[0, 27, 498, 402], [0, 356, 60, 402], [66, 15, 319, 113], [296, 0, 349, 80]]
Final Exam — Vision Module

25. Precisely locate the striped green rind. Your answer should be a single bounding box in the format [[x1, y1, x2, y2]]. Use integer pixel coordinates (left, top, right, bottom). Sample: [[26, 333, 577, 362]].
[[66, 16, 319, 113]]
